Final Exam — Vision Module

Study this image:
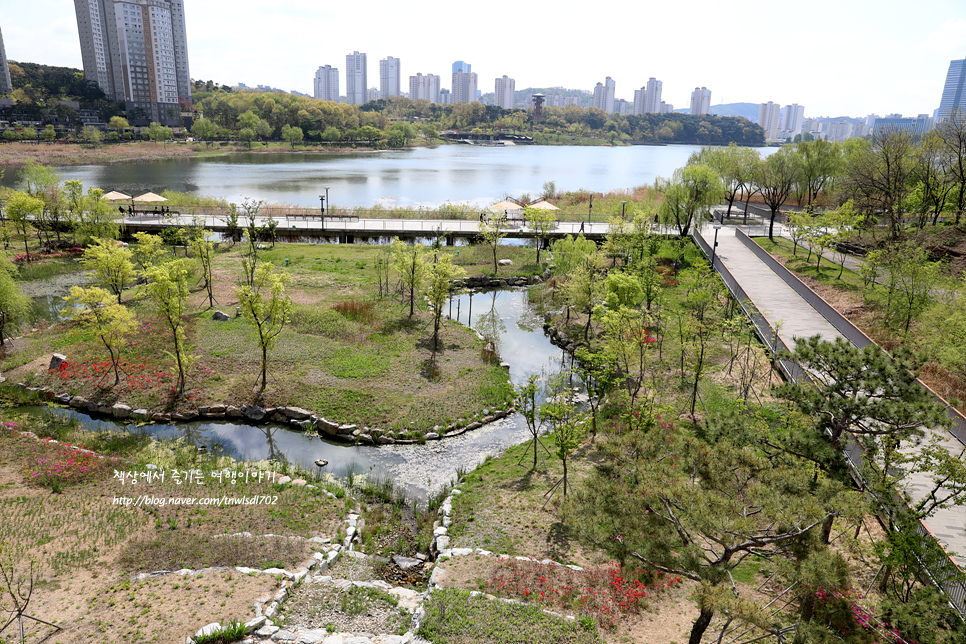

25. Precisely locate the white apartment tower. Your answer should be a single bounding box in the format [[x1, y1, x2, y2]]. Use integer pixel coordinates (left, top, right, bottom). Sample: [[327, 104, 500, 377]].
[[345, 51, 367, 105], [379, 56, 401, 99], [633, 78, 663, 115], [409, 73, 440, 103], [593, 77, 616, 113], [73, 0, 191, 125], [758, 101, 781, 139], [452, 70, 478, 104], [781, 103, 805, 137], [495, 75, 515, 109], [0, 26, 11, 95], [690, 87, 711, 116], [314, 65, 339, 102]]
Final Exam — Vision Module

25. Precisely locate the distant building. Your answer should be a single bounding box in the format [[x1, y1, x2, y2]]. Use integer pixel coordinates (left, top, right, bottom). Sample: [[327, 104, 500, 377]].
[[938, 57, 966, 121], [409, 73, 440, 103], [0, 26, 11, 95], [690, 87, 711, 116], [872, 115, 933, 138], [615, 98, 630, 115], [495, 75, 515, 109], [452, 60, 471, 74], [452, 70, 478, 104], [73, 0, 192, 126], [367, 87, 379, 103], [825, 121, 853, 142], [644, 77, 662, 114], [314, 65, 339, 102], [345, 51, 367, 105], [758, 101, 781, 139], [379, 56, 401, 98], [661, 101, 673, 113], [439, 88, 451, 104], [593, 77, 615, 113], [781, 103, 805, 137], [564, 95, 581, 106]]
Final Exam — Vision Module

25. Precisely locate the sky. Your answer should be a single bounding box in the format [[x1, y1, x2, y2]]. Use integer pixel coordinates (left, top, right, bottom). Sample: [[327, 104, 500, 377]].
[[2, 0, 965, 119]]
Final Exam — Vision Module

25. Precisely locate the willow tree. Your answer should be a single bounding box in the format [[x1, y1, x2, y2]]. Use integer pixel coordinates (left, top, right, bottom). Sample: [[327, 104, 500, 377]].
[[146, 259, 194, 397], [236, 262, 291, 393], [656, 163, 725, 237], [0, 259, 31, 345], [64, 286, 136, 386]]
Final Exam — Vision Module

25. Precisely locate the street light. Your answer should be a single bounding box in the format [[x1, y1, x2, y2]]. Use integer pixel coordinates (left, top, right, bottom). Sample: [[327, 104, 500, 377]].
[[319, 187, 329, 231], [620, 200, 628, 219], [710, 225, 722, 268]]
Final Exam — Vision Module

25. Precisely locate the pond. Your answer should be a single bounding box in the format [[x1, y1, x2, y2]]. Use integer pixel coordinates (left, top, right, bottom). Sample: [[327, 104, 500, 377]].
[[30, 288, 572, 501]]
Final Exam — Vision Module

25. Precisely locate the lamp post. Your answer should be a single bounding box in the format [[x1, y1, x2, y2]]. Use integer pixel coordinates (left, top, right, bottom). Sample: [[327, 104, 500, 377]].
[[319, 187, 329, 231], [587, 192, 593, 229], [710, 225, 722, 268], [620, 200, 627, 219]]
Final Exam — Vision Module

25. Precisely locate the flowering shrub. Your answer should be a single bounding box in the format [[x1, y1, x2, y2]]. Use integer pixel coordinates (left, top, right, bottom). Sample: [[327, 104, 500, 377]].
[[2, 427, 118, 490], [13, 247, 84, 263], [488, 559, 680, 628], [814, 587, 911, 643]]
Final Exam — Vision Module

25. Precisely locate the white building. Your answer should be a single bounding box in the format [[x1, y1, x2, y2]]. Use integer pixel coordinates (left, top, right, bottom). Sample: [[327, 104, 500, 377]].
[[452, 70, 478, 104], [314, 65, 339, 102], [379, 56, 401, 98], [0, 26, 11, 95], [409, 73, 440, 103], [73, 0, 191, 126], [781, 103, 805, 137], [825, 121, 853, 143], [690, 87, 711, 116], [495, 75, 515, 109], [345, 51, 367, 105], [758, 101, 781, 139], [593, 76, 616, 113], [367, 87, 379, 103], [661, 101, 673, 113], [644, 77, 662, 114]]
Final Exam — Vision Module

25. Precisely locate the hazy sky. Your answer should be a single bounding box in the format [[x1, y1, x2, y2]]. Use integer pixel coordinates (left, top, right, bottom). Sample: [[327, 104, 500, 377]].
[[2, 0, 964, 118]]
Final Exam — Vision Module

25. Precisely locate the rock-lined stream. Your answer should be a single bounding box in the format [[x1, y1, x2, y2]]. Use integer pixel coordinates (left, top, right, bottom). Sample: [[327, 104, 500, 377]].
[[30, 288, 571, 501]]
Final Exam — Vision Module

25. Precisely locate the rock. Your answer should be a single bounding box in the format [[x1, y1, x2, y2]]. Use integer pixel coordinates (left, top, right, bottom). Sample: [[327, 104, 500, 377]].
[[48, 353, 67, 371], [338, 423, 357, 433], [435, 535, 450, 551], [392, 555, 423, 570], [315, 417, 339, 435], [424, 432, 439, 440], [243, 405, 267, 422], [226, 405, 243, 418], [195, 623, 221, 639], [282, 406, 313, 420], [271, 629, 297, 641], [132, 408, 150, 421], [112, 403, 132, 419], [356, 433, 373, 444], [255, 625, 280, 638], [497, 259, 513, 267], [297, 632, 327, 644], [244, 616, 266, 633], [314, 459, 328, 468], [212, 310, 231, 321], [172, 411, 198, 421], [343, 638, 375, 644], [68, 396, 88, 409]]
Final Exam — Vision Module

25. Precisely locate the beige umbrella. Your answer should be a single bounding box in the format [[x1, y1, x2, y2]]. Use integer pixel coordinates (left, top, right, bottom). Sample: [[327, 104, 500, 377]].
[[490, 199, 523, 212], [133, 192, 168, 202], [528, 199, 559, 210], [101, 191, 131, 201]]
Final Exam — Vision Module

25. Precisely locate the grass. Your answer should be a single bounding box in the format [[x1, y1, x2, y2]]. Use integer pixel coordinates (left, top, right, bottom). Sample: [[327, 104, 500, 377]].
[[753, 236, 864, 290], [417, 587, 602, 644]]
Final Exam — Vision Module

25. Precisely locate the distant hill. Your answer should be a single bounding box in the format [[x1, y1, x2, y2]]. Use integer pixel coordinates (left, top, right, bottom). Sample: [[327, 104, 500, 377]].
[[678, 103, 759, 121], [7, 60, 109, 104]]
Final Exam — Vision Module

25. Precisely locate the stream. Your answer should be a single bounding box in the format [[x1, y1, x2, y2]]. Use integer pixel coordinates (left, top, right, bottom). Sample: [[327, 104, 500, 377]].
[[24, 288, 573, 501]]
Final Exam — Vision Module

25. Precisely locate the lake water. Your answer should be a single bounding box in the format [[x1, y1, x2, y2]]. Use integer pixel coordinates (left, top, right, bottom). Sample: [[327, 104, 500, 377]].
[[4, 144, 774, 209], [39, 288, 573, 501]]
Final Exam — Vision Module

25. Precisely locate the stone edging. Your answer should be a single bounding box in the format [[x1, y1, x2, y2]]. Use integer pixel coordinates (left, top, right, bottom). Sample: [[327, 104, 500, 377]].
[[14, 383, 513, 446]]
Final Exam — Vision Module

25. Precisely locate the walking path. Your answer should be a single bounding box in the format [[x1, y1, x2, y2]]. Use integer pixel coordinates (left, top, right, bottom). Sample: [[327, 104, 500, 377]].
[[699, 225, 966, 570]]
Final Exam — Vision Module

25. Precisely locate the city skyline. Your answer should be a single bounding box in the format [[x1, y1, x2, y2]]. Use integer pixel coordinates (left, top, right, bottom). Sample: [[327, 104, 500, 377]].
[[2, 0, 964, 118]]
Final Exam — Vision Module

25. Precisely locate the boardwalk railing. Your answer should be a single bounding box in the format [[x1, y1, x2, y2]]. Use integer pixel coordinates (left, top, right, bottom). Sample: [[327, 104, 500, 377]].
[[697, 226, 966, 617]]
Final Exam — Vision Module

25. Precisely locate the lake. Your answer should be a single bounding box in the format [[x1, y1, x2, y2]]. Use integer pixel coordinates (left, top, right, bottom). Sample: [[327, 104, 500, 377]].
[[3, 144, 775, 209]]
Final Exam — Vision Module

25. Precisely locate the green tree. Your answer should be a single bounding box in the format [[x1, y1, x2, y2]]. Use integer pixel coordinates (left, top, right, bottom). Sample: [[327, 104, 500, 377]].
[[869, 241, 945, 334], [425, 253, 465, 350], [572, 348, 619, 439], [656, 163, 724, 237], [823, 200, 861, 279], [478, 214, 508, 275], [391, 239, 427, 318], [190, 118, 218, 147], [80, 126, 102, 144], [549, 234, 597, 276], [755, 146, 801, 240], [131, 232, 167, 276], [280, 124, 304, 148], [145, 121, 173, 144], [236, 261, 292, 393], [39, 125, 56, 142], [146, 259, 194, 397], [4, 191, 42, 261], [0, 259, 31, 345], [524, 205, 556, 265], [935, 108, 966, 223], [840, 128, 915, 239], [64, 286, 136, 385], [80, 238, 135, 304], [562, 252, 603, 341], [189, 229, 217, 309], [793, 138, 842, 206], [541, 372, 587, 500], [514, 374, 550, 471], [109, 116, 129, 131]]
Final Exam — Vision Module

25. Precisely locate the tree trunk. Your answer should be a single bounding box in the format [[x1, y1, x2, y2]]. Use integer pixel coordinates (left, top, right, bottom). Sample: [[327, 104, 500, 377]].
[[260, 346, 268, 392], [689, 606, 715, 644], [820, 514, 834, 545]]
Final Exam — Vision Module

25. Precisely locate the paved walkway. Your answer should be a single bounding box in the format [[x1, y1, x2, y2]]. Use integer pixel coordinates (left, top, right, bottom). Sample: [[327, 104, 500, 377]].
[[700, 225, 966, 569]]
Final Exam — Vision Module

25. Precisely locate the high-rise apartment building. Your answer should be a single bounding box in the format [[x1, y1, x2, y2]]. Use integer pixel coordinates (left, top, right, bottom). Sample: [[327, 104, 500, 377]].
[[690, 87, 711, 116], [758, 101, 781, 139], [409, 73, 440, 103], [379, 56, 401, 99], [781, 103, 805, 137], [439, 88, 451, 104], [452, 70, 477, 104], [938, 57, 966, 121], [314, 65, 339, 102], [345, 51, 367, 105], [633, 78, 663, 115], [452, 60, 471, 74], [73, 0, 191, 126], [0, 26, 11, 95], [495, 75, 515, 109], [593, 77, 615, 113]]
